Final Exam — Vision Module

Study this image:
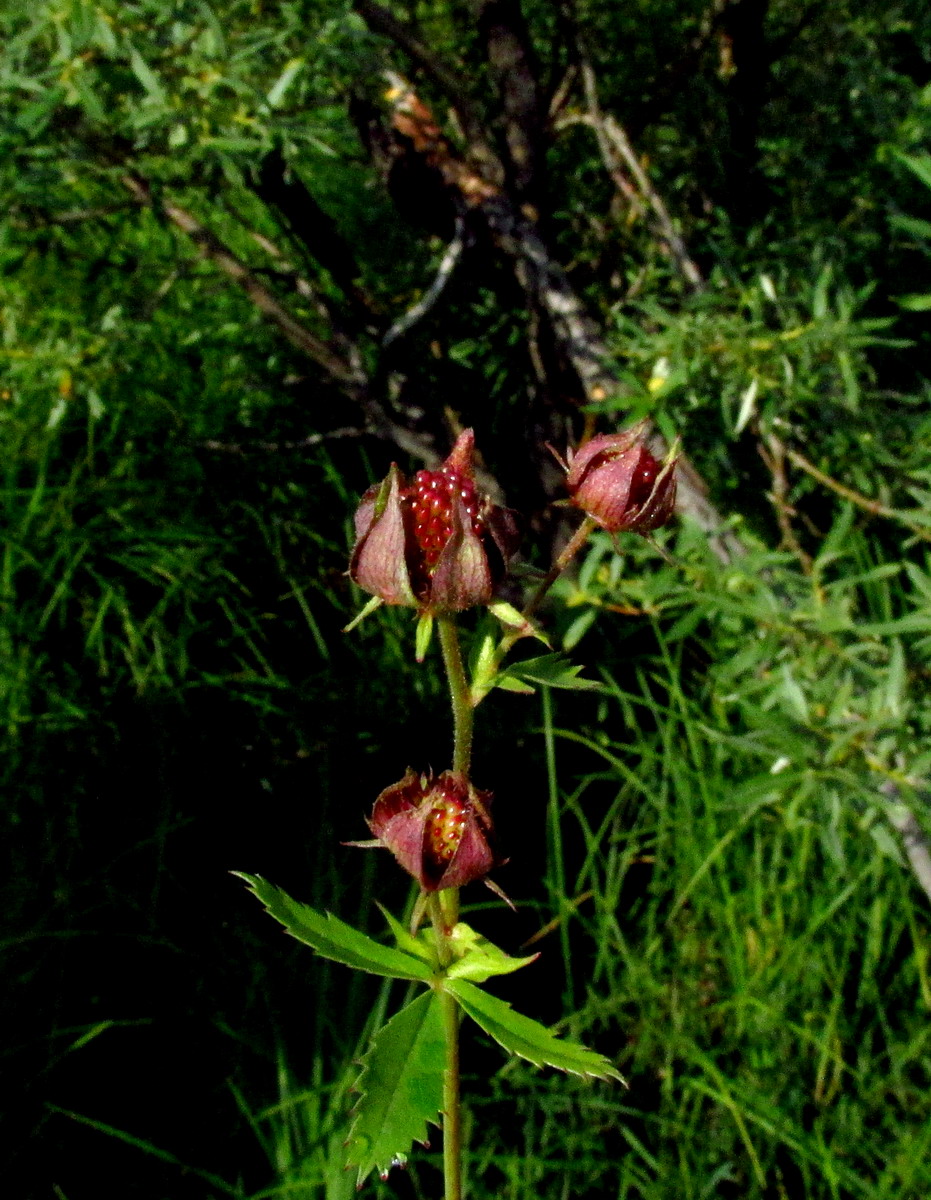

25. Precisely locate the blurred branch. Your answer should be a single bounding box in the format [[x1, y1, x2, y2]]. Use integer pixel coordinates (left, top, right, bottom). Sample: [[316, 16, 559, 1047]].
[[478, 0, 546, 211], [785, 446, 931, 545], [354, 0, 501, 176], [569, 60, 704, 292], [121, 172, 452, 474], [757, 431, 812, 572], [253, 148, 379, 329], [382, 215, 466, 347], [122, 173, 362, 386], [200, 427, 368, 455]]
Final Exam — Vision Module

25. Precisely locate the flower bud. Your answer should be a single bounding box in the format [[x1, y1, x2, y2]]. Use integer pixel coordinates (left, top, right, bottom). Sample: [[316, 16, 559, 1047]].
[[349, 430, 520, 613], [366, 769, 496, 892], [565, 423, 677, 534]]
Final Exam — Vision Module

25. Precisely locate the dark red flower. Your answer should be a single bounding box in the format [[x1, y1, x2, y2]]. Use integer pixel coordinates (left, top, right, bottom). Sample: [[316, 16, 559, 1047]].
[[349, 430, 520, 613], [366, 769, 496, 892], [565, 423, 677, 534]]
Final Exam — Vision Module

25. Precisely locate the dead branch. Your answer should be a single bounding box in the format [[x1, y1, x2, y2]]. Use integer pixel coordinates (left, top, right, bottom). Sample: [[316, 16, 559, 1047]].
[[354, 0, 502, 178], [377, 74, 742, 561], [253, 148, 379, 328], [574, 60, 704, 292], [122, 173, 361, 387], [479, 0, 546, 211], [757, 431, 813, 572], [200, 427, 368, 455], [121, 172, 457, 477], [785, 446, 931, 545], [383, 215, 467, 347]]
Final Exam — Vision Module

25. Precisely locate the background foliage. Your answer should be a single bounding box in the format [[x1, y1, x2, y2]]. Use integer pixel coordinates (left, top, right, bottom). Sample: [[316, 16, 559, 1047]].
[[3, 1, 931, 1197]]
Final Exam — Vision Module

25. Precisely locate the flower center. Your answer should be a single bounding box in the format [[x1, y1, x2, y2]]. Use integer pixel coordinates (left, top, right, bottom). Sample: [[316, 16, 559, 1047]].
[[424, 785, 469, 866], [406, 466, 484, 572]]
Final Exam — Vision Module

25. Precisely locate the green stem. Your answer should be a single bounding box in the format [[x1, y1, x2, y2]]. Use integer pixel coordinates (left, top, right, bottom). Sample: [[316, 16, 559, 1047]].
[[437, 614, 473, 778], [428, 894, 462, 1200], [522, 515, 599, 624], [471, 516, 600, 709], [440, 986, 462, 1200], [434, 615, 471, 1199]]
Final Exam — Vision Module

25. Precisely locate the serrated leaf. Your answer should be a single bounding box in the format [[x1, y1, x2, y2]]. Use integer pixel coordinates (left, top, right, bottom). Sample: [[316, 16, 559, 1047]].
[[235, 873, 432, 981], [495, 674, 536, 694], [501, 652, 602, 692], [446, 922, 538, 982], [346, 991, 445, 1185], [445, 978, 624, 1082]]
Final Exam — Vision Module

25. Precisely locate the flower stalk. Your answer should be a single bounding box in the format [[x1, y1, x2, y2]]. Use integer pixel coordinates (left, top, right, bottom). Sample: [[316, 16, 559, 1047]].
[[434, 615, 472, 1195], [428, 892, 463, 1200], [438, 614, 473, 778]]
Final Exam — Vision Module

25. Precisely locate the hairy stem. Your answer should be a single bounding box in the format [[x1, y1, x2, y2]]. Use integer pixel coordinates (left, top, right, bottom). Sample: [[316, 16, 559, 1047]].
[[523, 515, 599, 622], [471, 516, 600, 708], [428, 893, 462, 1200], [440, 986, 462, 1200], [438, 614, 473, 778]]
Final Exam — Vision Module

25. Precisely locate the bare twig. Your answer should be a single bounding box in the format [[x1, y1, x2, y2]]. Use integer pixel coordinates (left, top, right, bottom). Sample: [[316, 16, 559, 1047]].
[[479, 0, 546, 208], [122, 173, 361, 387], [122, 172, 458, 475], [757, 431, 813, 572], [575, 60, 704, 292], [383, 216, 467, 347], [785, 446, 931, 545], [200, 427, 368, 455]]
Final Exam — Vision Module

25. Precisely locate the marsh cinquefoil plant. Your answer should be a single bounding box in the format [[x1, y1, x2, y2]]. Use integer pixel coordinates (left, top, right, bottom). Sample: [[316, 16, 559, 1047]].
[[237, 425, 677, 1197]]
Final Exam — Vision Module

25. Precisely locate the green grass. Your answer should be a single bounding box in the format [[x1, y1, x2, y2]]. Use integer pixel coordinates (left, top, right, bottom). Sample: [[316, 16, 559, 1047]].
[[239, 517, 931, 1200]]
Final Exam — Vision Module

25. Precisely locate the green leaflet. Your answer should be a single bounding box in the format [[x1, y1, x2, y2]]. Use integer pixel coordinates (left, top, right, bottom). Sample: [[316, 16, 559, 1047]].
[[235, 874, 433, 981], [377, 911, 539, 983], [445, 978, 624, 1082], [376, 903, 435, 964], [446, 922, 539, 982], [345, 990, 445, 1185], [498, 652, 602, 693]]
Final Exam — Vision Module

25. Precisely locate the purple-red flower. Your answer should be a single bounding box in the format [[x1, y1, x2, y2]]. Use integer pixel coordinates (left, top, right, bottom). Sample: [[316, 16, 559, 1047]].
[[366, 769, 496, 892], [349, 430, 520, 613], [565, 423, 677, 534]]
